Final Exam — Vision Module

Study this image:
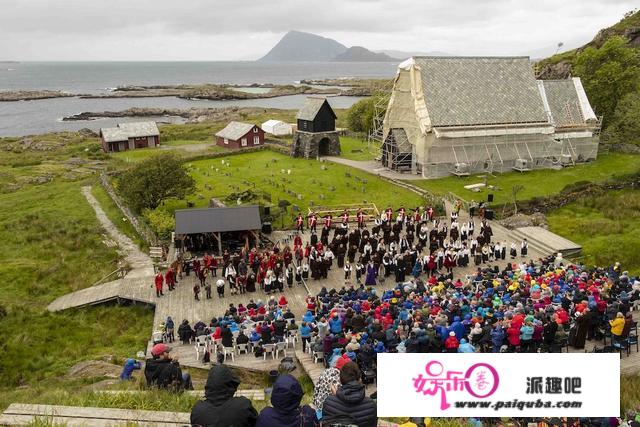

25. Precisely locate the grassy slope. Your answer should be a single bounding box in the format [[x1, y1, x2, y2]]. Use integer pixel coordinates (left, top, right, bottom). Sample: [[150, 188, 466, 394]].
[[547, 189, 640, 274], [160, 150, 423, 220], [409, 153, 640, 205], [0, 179, 153, 407]]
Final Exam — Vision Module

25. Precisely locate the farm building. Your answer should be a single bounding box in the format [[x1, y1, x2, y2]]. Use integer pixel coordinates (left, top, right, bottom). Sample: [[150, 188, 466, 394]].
[[262, 119, 293, 136], [99, 121, 160, 153], [291, 97, 341, 158], [381, 56, 601, 178], [215, 122, 265, 149]]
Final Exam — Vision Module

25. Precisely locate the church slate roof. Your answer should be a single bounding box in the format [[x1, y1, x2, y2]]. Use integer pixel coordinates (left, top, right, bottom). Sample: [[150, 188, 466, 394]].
[[413, 56, 549, 127], [541, 79, 586, 128]]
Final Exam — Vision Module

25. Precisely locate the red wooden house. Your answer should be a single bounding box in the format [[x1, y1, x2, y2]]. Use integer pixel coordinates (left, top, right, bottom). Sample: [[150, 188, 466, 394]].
[[215, 122, 264, 149]]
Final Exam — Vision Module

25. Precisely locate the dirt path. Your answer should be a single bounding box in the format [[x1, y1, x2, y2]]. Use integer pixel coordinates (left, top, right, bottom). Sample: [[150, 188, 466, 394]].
[[323, 156, 424, 180], [81, 186, 153, 272]]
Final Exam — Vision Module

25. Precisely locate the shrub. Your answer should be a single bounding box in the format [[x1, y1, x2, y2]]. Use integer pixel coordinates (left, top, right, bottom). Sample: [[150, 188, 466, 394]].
[[143, 209, 174, 240]]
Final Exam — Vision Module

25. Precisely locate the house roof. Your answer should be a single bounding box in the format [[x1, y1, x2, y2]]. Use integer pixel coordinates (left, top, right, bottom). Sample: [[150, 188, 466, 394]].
[[215, 121, 257, 141], [413, 56, 549, 127], [100, 121, 159, 143], [539, 79, 587, 128], [175, 205, 262, 235], [262, 119, 286, 127], [296, 97, 336, 121]]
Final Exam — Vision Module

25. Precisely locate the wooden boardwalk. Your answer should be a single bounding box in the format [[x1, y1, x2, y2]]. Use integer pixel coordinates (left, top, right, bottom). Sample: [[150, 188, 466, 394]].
[[513, 226, 582, 257], [0, 403, 190, 426]]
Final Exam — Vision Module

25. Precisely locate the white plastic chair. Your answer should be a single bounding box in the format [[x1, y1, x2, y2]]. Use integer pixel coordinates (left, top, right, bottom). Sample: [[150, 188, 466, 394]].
[[236, 343, 249, 355], [275, 341, 287, 358], [222, 346, 235, 362], [262, 343, 276, 360], [194, 335, 208, 360], [313, 350, 324, 364], [152, 330, 164, 344]]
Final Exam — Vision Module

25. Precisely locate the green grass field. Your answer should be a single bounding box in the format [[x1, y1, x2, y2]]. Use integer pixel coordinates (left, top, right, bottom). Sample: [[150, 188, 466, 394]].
[[159, 150, 424, 223], [547, 189, 640, 274], [339, 136, 378, 161], [410, 153, 640, 205]]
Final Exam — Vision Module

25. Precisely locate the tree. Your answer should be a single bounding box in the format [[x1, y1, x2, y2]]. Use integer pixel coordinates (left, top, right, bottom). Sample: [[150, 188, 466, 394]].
[[602, 90, 640, 146], [119, 153, 196, 212], [347, 93, 386, 135], [511, 184, 524, 215], [573, 36, 640, 127]]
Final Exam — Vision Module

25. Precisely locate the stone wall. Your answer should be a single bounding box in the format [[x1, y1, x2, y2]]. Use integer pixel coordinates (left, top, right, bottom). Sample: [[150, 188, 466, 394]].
[[290, 131, 341, 158]]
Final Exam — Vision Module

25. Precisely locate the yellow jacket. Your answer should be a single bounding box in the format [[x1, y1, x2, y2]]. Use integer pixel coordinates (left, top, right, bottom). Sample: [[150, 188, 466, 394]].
[[610, 317, 625, 336]]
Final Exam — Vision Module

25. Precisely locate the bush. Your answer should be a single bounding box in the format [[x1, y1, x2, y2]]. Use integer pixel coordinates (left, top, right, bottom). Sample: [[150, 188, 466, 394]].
[[347, 95, 386, 135], [143, 209, 174, 240], [603, 90, 640, 146]]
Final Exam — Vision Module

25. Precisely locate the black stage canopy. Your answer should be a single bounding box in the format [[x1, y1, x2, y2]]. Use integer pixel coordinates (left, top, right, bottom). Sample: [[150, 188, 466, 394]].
[[175, 205, 261, 235]]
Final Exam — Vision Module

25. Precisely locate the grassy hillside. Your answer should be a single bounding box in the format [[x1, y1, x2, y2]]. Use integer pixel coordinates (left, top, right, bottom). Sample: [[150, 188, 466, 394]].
[[547, 189, 640, 274]]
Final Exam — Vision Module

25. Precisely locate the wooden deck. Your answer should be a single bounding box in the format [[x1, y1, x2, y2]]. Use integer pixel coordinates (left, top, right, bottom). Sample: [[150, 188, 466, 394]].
[[513, 226, 582, 257], [0, 404, 190, 426]]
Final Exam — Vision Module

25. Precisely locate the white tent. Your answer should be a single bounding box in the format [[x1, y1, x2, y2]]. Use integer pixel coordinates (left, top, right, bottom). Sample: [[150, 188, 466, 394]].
[[262, 119, 292, 136]]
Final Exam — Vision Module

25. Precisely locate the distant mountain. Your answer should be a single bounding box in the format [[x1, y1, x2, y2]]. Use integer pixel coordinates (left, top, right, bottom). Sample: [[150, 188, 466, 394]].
[[259, 30, 347, 62], [375, 49, 451, 59], [332, 46, 399, 62]]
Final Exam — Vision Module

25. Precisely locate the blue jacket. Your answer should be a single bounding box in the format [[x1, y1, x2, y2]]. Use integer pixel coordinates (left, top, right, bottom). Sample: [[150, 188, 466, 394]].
[[329, 317, 342, 334], [120, 358, 141, 380], [257, 374, 317, 427], [300, 325, 311, 338], [303, 311, 315, 323], [449, 317, 466, 340], [458, 339, 475, 353], [491, 327, 505, 345]]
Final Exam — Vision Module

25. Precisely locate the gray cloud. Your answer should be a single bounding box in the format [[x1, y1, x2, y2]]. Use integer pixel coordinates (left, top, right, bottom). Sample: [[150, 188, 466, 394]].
[[0, 0, 636, 60]]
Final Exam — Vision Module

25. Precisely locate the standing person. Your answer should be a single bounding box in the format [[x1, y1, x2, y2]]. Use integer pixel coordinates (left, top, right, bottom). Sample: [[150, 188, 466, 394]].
[[154, 272, 164, 297], [521, 239, 528, 258], [356, 208, 365, 229], [193, 283, 200, 301], [191, 365, 258, 427], [308, 212, 318, 233], [344, 262, 352, 282], [322, 362, 377, 427], [216, 278, 225, 298], [165, 267, 175, 291], [300, 322, 312, 353], [365, 261, 377, 287], [256, 374, 318, 427], [165, 316, 175, 343], [295, 213, 305, 233], [204, 280, 212, 300]]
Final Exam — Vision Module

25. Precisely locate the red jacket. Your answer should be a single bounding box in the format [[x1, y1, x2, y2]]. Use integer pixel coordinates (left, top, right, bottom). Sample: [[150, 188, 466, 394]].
[[445, 336, 459, 350], [507, 326, 521, 346], [154, 274, 163, 290]]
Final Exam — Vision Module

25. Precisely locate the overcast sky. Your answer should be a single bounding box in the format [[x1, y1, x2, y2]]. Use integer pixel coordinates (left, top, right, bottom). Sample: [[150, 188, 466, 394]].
[[0, 0, 637, 61]]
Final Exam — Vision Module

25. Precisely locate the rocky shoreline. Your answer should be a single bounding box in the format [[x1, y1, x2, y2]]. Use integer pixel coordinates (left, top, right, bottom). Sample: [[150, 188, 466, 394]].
[[63, 106, 278, 123], [1, 78, 381, 103], [0, 90, 76, 102]]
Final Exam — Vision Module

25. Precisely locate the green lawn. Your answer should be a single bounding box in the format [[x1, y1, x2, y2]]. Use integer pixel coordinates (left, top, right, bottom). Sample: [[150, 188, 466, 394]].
[[158, 150, 423, 223], [547, 189, 640, 274], [410, 153, 640, 205], [339, 136, 378, 161]]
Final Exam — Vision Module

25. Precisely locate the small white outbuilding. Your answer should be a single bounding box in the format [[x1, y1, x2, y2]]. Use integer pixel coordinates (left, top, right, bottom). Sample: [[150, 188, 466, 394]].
[[261, 119, 293, 136]]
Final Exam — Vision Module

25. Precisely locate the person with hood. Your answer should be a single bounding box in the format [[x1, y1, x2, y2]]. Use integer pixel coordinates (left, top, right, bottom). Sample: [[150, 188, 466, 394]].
[[178, 320, 193, 345], [120, 358, 141, 380], [444, 331, 459, 353], [329, 348, 343, 368], [256, 374, 318, 427], [191, 365, 258, 427], [329, 313, 343, 335], [165, 316, 175, 343], [322, 361, 377, 427], [448, 316, 465, 340], [490, 323, 505, 352], [312, 367, 341, 418], [457, 338, 475, 353]]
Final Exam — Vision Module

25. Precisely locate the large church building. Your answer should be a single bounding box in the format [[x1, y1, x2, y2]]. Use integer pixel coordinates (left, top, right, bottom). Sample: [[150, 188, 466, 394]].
[[381, 56, 601, 178]]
